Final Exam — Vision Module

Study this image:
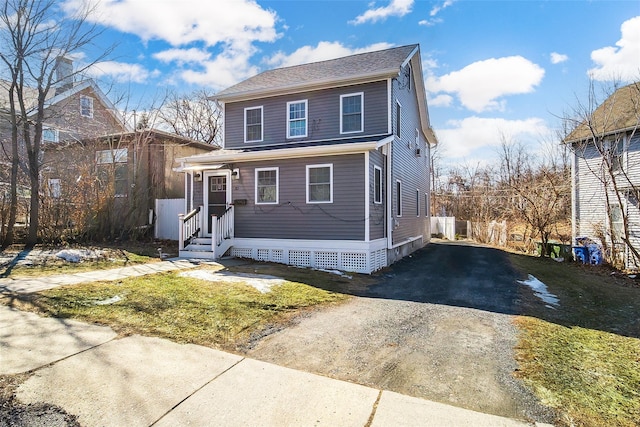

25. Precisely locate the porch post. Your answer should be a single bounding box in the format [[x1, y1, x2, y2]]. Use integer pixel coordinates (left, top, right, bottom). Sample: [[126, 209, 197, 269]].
[[211, 215, 218, 258], [178, 213, 185, 251]]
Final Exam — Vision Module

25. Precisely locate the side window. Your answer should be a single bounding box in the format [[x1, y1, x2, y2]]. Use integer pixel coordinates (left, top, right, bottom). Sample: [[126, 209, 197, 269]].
[[96, 148, 128, 197], [374, 165, 383, 204], [396, 180, 402, 217], [287, 100, 307, 138], [307, 164, 333, 203], [80, 96, 93, 118], [43, 127, 59, 143], [395, 101, 401, 137], [255, 167, 279, 204], [340, 93, 363, 134], [424, 193, 428, 217], [416, 189, 420, 217], [244, 106, 263, 142], [48, 179, 61, 198]]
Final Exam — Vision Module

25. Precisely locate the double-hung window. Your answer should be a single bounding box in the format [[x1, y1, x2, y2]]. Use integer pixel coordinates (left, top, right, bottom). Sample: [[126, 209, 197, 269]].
[[96, 148, 128, 197], [255, 167, 279, 204], [374, 165, 383, 204], [307, 164, 333, 203], [340, 93, 363, 134], [80, 96, 93, 118], [287, 100, 307, 138], [48, 179, 61, 198], [244, 106, 263, 142]]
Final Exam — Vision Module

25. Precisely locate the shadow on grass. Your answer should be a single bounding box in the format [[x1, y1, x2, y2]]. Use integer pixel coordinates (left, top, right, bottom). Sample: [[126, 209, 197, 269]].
[[0, 248, 32, 278]]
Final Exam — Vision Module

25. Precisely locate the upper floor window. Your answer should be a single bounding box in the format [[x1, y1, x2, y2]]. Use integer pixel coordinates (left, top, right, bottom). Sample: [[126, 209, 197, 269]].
[[307, 164, 333, 203], [340, 93, 363, 134], [287, 100, 307, 138], [80, 96, 93, 118], [374, 165, 383, 204], [43, 127, 59, 143], [244, 106, 263, 143], [604, 137, 624, 172], [255, 167, 279, 204]]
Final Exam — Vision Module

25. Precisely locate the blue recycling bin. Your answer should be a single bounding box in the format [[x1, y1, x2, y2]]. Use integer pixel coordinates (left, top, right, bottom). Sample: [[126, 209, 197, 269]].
[[573, 246, 588, 264]]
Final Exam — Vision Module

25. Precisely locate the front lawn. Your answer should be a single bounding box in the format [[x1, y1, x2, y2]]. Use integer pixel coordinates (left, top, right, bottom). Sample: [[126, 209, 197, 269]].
[[510, 254, 640, 427], [14, 263, 353, 350]]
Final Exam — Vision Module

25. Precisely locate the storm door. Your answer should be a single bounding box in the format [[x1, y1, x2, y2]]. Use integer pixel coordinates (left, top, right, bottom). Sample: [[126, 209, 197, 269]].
[[207, 175, 228, 234]]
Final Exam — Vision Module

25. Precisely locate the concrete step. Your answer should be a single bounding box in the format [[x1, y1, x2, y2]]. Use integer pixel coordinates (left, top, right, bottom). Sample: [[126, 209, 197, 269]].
[[179, 249, 216, 260]]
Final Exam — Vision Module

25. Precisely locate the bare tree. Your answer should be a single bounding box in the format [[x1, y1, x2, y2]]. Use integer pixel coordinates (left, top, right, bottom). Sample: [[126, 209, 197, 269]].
[[156, 89, 222, 146], [0, 0, 112, 247]]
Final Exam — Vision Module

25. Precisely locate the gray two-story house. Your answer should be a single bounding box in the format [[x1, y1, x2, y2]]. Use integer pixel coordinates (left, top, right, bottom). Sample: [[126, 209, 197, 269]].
[[177, 44, 438, 273]]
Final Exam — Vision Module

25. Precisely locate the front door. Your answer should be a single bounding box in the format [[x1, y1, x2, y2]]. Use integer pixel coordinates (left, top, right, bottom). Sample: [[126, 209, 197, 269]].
[[207, 175, 228, 234]]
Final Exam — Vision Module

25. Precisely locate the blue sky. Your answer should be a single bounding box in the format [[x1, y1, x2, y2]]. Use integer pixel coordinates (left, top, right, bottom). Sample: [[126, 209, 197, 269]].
[[62, 0, 639, 163]]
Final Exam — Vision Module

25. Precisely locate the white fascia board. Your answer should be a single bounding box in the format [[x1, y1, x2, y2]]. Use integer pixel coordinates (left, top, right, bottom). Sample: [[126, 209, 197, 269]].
[[179, 140, 380, 166], [214, 69, 400, 103]]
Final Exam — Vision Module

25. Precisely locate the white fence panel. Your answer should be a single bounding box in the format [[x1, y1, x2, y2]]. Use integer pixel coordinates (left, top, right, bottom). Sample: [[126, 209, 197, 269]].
[[430, 217, 456, 240], [155, 198, 185, 240]]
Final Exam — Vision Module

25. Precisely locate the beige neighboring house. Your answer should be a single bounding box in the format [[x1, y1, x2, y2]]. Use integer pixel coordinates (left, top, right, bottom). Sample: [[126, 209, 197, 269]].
[[564, 82, 640, 269]]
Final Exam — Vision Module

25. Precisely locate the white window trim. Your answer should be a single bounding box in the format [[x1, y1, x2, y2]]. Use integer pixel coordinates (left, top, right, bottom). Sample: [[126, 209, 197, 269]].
[[306, 163, 333, 204], [396, 179, 402, 217], [340, 92, 364, 135], [244, 106, 264, 143], [96, 148, 128, 164], [286, 100, 308, 139], [255, 167, 279, 205], [374, 165, 383, 204], [80, 95, 93, 118]]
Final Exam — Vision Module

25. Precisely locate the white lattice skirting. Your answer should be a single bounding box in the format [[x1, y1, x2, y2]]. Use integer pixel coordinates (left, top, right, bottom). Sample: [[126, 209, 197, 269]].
[[229, 239, 388, 274]]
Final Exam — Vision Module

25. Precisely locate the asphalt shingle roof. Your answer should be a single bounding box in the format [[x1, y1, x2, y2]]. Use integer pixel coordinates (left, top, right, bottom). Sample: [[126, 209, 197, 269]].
[[215, 44, 418, 100], [565, 82, 640, 142]]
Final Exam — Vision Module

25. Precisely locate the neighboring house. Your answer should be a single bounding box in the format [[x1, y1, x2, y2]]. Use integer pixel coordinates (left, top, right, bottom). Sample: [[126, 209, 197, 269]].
[[0, 57, 129, 228], [176, 44, 438, 273], [42, 129, 215, 237], [564, 82, 640, 269]]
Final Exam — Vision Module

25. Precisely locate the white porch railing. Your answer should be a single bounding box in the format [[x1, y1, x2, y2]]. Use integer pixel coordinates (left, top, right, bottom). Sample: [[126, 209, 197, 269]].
[[178, 206, 203, 251], [211, 205, 234, 258]]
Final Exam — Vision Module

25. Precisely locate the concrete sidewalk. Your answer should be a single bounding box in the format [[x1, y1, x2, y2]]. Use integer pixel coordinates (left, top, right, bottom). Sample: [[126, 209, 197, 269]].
[[0, 262, 553, 426]]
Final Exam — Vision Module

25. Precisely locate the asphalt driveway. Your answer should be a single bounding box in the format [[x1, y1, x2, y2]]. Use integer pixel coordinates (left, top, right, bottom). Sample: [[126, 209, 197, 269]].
[[245, 240, 555, 424]]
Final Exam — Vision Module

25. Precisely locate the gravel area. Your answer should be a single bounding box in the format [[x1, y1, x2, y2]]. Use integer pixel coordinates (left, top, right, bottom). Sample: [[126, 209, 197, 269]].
[[245, 241, 556, 424]]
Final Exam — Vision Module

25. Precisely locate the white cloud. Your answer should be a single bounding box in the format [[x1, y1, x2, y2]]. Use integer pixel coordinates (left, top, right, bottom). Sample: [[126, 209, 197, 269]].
[[86, 61, 155, 84], [265, 41, 395, 68], [426, 56, 545, 112], [550, 52, 568, 64], [588, 16, 640, 82], [436, 116, 549, 158], [62, 0, 278, 48], [429, 94, 453, 107], [430, 0, 456, 17], [350, 0, 413, 25], [180, 47, 260, 91], [153, 48, 212, 65]]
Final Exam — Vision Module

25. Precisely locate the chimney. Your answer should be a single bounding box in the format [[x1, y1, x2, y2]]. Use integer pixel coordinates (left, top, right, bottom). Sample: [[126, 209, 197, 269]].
[[55, 57, 74, 95]]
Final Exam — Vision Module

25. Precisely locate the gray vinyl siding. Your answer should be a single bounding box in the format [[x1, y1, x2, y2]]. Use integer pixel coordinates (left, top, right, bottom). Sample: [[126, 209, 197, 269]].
[[231, 154, 366, 240], [369, 149, 386, 240], [390, 66, 431, 246], [223, 81, 388, 149], [575, 132, 640, 268]]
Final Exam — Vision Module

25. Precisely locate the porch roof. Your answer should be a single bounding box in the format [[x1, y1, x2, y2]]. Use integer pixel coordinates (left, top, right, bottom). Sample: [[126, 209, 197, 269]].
[[176, 136, 393, 171]]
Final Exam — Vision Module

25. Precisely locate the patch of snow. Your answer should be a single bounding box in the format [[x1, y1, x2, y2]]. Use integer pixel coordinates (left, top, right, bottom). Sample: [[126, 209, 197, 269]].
[[179, 270, 287, 293], [55, 249, 103, 263], [95, 295, 122, 305], [517, 274, 560, 308], [318, 269, 353, 279]]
